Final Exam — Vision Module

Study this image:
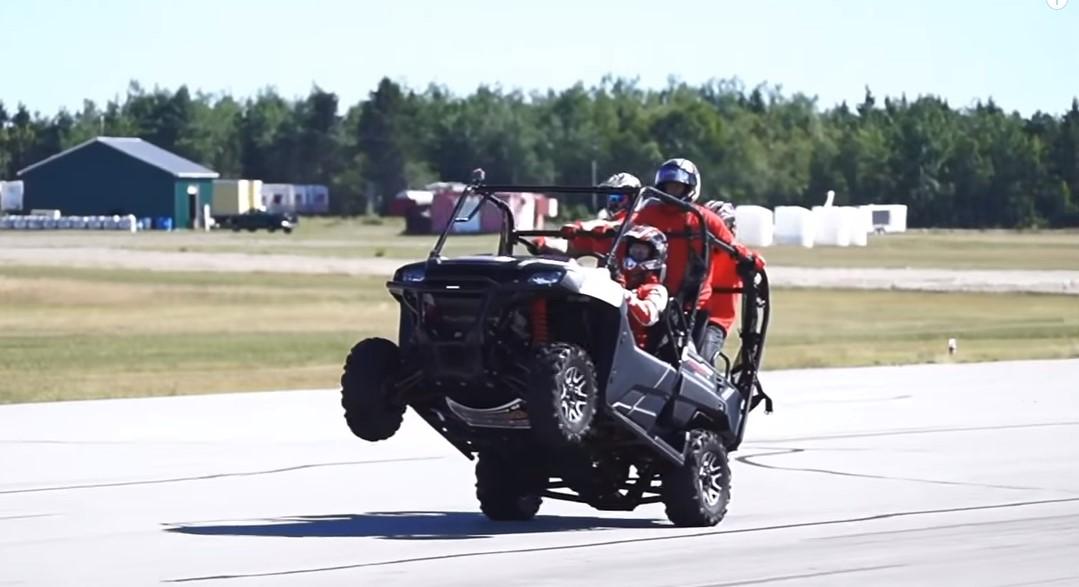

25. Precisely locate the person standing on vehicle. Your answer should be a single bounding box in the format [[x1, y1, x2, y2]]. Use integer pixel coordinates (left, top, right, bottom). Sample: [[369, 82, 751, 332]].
[[616, 225, 670, 350]]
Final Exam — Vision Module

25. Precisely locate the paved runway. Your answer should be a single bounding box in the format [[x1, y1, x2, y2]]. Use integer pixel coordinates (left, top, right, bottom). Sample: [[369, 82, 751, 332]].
[[2, 359, 1078, 586]]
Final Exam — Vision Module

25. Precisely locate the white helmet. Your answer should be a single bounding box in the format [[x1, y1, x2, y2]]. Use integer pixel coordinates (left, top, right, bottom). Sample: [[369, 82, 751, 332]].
[[599, 172, 642, 190], [654, 158, 701, 202], [600, 172, 642, 213], [705, 199, 736, 233]]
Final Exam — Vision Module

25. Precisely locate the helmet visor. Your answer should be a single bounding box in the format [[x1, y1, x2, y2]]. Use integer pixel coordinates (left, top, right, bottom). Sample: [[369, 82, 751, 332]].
[[655, 166, 696, 187], [607, 193, 627, 208]]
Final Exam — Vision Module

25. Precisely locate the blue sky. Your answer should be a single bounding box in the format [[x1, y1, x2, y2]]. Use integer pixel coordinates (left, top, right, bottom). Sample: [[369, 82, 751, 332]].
[[1, 0, 1077, 117]]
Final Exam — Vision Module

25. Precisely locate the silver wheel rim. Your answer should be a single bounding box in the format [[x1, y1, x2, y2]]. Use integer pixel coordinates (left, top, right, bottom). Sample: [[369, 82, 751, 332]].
[[698, 451, 726, 507], [559, 366, 589, 424]]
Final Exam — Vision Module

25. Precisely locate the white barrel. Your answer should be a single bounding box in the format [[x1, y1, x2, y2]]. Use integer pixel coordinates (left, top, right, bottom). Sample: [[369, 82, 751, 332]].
[[774, 206, 815, 247], [733, 205, 774, 247]]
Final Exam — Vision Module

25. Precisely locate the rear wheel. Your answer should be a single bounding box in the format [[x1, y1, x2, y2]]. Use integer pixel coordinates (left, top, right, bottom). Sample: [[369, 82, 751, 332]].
[[525, 343, 598, 448], [661, 429, 731, 527], [475, 451, 544, 521], [340, 337, 406, 441]]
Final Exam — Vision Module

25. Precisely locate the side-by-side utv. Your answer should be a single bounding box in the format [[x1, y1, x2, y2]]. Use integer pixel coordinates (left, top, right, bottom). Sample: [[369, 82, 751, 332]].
[[339, 169, 773, 527]]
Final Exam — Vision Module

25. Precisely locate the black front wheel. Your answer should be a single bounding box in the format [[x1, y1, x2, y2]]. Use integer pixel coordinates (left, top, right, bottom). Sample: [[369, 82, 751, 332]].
[[661, 429, 731, 527], [340, 337, 406, 441], [525, 343, 599, 448]]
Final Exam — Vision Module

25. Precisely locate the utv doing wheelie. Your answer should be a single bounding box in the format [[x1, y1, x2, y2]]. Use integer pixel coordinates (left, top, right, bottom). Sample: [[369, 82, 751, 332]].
[[339, 170, 773, 527]]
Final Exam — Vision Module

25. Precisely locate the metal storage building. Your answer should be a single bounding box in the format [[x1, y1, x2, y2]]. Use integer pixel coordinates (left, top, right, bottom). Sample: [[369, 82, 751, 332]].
[[16, 137, 219, 228]]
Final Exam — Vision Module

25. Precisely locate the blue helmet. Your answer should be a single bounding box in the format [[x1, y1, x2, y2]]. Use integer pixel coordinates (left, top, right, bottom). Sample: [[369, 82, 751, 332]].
[[653, 158, 701, 202]]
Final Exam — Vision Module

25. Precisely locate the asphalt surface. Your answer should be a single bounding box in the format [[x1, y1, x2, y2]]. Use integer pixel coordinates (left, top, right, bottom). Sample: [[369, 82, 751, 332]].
[[2, 359, 1078, 586]]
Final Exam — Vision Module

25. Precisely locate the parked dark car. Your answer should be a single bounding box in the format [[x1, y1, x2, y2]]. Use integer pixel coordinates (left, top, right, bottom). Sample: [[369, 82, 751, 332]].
[[213, 210, 297, 233]]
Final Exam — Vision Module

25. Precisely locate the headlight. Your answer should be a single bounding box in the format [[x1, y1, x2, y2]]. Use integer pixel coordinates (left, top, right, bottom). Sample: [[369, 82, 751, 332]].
[[527, 270, 564, 285], [402, 267, 426, 282]]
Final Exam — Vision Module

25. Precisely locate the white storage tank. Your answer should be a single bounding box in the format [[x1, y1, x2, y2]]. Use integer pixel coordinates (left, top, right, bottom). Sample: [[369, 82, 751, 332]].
[[733, 205, 774, 247], [812, 205, 856, 247], [846, 206, 872, 247], [860, 204, 908, 233], [774, 206, 815, 247], [813, 205, 872, 247]]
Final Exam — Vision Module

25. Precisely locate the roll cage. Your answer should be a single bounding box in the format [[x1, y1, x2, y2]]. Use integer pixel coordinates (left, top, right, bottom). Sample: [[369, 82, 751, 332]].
[[428, 168, 773, 438]]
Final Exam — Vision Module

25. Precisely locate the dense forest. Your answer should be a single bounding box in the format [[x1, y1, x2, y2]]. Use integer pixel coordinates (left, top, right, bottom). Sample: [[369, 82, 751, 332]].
[[2, 77, 1078, 228]]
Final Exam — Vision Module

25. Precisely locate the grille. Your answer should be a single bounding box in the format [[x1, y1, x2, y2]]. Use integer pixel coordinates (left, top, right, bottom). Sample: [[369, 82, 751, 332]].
[[421, 293, 485, 339]]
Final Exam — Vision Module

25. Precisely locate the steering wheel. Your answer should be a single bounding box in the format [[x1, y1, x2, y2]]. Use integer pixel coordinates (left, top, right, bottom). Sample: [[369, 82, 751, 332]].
[[518, 236, 543, 256], [515, 234, 607, 265]]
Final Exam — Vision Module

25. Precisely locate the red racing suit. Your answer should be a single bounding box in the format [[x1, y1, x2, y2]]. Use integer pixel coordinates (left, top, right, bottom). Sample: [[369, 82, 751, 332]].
[[705, 249, 744, 334], [534, 209, 627, 257], [624, 276, 669, 349], [564, 200, 762, 325]]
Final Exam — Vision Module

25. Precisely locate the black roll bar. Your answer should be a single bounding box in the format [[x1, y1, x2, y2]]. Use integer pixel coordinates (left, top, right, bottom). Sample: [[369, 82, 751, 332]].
[[428, 169, 640, 261]]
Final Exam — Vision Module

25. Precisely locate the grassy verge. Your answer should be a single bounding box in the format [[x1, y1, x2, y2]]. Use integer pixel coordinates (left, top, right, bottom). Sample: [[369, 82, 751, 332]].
[[1, 265, 1077, 404], [740, 288, 1079, 369]]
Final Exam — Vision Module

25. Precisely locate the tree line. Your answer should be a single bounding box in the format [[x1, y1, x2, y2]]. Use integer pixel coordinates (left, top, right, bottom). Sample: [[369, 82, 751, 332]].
[[2, 77, 1078, 228]]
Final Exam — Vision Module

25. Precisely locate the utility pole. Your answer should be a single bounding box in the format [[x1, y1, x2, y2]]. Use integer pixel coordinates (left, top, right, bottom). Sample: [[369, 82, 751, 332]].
[[590, 159, 597, 211]]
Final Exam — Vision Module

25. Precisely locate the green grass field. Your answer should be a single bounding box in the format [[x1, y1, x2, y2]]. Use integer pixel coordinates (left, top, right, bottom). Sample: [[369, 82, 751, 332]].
[[2, 264, 1076, 404], [3, 217, 1078, 270]]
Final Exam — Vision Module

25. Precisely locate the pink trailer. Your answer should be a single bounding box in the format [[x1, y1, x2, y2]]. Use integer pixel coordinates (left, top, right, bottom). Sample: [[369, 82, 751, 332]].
[[429, 187, 554, 234]]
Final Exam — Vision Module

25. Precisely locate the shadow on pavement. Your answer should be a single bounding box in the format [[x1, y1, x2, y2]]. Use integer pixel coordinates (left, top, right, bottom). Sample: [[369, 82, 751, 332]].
[[164, 510, 667, 540]]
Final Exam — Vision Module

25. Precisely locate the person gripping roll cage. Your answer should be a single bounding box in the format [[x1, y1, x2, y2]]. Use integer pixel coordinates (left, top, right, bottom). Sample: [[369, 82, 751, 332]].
[[530, 172, 642, 257]]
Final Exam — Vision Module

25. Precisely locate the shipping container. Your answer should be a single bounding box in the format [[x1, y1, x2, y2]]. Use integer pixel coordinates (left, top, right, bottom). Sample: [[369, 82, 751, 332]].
[[212, 179, 265, 215]]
